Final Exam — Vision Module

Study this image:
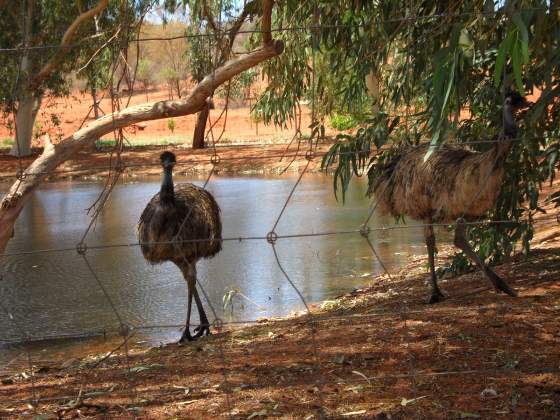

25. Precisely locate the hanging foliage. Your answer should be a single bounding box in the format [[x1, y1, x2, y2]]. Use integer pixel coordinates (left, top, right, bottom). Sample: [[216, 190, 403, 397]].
[[255, 0, 560, 271]]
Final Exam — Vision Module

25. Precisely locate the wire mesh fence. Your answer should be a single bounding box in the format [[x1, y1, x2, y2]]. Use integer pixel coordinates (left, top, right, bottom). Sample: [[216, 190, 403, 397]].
[[1, 2, 560, 419]]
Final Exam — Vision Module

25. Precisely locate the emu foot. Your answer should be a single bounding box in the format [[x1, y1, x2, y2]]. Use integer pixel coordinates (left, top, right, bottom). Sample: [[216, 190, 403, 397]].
[[193, 324, 211, 338], [178, 329, 196, 343], [486, 270, 518, 297], [427, 291, 446, 304]]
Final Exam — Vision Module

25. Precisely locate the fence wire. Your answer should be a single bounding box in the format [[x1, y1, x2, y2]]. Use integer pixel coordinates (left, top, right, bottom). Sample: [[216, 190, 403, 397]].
[[0, 5, 558, 54], [1, 4, 560, 419]]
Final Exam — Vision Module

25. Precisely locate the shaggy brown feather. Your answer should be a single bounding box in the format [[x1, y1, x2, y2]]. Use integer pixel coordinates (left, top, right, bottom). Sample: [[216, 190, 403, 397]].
[[370, 142, 508, 223], [138, 183, 222, 264], [366, 92, 529, 302]]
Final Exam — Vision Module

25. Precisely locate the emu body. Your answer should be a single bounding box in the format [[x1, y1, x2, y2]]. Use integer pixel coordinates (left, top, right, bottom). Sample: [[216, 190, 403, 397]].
[[372, 142, 508, 223], [138, 151, 222, 341], [371, 93, 528, 302]]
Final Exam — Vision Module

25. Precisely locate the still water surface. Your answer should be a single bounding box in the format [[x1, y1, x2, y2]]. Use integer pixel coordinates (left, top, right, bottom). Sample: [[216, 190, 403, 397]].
[[0, 173, 435, 366]]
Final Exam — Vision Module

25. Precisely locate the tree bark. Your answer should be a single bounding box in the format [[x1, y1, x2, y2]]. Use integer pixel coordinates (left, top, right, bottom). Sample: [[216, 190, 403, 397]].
[[192, 103, 209, 149], [10, 1, 35, 157], [10, 93, 36, 156], [0, 40, 284, 255], [175, 79, 182, 99], [91, 86, 100, 119]]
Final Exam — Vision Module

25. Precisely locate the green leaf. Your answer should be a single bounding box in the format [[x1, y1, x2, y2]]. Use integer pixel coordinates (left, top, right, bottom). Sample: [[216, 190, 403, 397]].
[[520, 37, 529, 64], [511, 38, 525, 94], [440, 54, 457, 120], [512, 13, 530, 65], [494, 31, 513, 88], [512, 13, 529, 49]]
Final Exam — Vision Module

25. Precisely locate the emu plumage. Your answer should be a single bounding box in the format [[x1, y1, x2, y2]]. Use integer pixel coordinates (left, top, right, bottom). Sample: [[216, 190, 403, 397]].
[[370, 92, 528, 302], [139, 184, 222, 264], [138, 151, 222, 341]]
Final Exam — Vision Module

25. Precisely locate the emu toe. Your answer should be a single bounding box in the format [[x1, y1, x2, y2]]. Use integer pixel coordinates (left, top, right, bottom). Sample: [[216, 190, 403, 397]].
[[496, 282, 518, 297], [193, 325, 211, 338], [178, 330, 196, 343], [427, 291, 446, 304]]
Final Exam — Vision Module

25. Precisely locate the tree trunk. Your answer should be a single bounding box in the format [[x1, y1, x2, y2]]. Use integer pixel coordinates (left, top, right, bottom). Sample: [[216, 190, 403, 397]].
[[9, 0, 110, 155], [9, 93, 41, 157], [192, 103, 209, 149], [0, 40, 285, 255], [91, 86, 100, 119], [10, 1, 36, 158], [365, 72, 380, 113], [175, 79, 182, 99]]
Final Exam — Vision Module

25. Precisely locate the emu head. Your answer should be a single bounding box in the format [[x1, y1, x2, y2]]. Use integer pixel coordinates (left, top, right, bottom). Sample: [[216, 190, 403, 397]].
[[503, 90, 530, 138], [505, 90, 530, 111], [160, 151, 176, 170]]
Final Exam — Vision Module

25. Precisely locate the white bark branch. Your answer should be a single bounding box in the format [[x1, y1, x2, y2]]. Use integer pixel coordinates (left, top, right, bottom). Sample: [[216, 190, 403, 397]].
[[262, 0, 274, 45], [0, 40, 284, 255]]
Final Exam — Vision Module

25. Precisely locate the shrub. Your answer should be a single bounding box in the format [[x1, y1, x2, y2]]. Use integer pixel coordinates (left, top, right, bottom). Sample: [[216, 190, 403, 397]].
[[330, 113, 358, 131], [167, 118, 176, 133], [1, 137, 14, 147]]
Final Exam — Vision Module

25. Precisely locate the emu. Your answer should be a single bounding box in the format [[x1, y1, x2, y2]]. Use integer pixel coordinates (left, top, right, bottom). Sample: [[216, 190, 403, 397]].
[[138, 151, 222, 342], [370, 92, 529, 303]]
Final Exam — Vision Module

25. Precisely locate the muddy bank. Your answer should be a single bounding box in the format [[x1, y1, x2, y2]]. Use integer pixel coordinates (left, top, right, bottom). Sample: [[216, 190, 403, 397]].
[[0, 142, 335, 184]]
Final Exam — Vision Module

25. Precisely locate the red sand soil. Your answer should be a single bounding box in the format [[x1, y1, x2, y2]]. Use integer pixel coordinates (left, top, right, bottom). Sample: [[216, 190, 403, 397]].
[[0, 88, 334, 181], [0, 141, 333, 184], [0, 87, 319, 146], [0, 233, 559, 419]]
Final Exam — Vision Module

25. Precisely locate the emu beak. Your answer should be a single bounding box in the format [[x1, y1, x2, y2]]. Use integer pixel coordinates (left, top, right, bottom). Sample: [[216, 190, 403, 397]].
[[520, 98, 532, 108]]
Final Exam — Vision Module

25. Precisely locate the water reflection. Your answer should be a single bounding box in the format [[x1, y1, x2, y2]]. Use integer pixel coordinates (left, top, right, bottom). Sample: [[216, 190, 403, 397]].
[[0, 173, 446, 365]]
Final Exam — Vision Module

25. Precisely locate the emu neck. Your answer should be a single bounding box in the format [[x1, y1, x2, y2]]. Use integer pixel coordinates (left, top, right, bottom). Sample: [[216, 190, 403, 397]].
[[494, 103, 516, 161], [502, 103, 516, 139], [160, 167, 175, 205]]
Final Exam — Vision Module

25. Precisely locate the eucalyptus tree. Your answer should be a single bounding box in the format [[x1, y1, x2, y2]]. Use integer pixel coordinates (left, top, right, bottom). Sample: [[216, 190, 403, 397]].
[[0, 0, 283, 255], [0, 1, 118, 156], [78, 44, 113, 119], [254, 0, 559, 271], [163, 0, 265, 148]]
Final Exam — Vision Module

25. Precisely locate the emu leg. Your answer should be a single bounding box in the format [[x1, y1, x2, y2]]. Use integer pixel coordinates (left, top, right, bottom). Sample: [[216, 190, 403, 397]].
[[453, 219, 517, 297], [425, 224, 445, 303], [192, 288, 211, 338], [178, 262, 197, 342], [179, 281, 195, 342]]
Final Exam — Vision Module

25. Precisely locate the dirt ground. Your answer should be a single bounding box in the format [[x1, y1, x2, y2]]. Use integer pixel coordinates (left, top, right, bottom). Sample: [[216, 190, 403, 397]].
[[0, 87, 318, 146], [0, 88, 334, 182], [1, 89, 560, 419], [0, 141, 332, 184], [0, 205, 559, 419]]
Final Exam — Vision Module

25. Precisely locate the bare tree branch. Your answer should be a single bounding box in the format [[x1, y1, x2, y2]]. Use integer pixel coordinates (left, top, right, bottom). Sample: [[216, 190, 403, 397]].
[[31, 0, 109, 88], [226, 6, 250, 51], [77, 27, 122, 74], [0, 40, 284, 255], [202, 0, 218, 32], [262, 0, 274, 45]]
